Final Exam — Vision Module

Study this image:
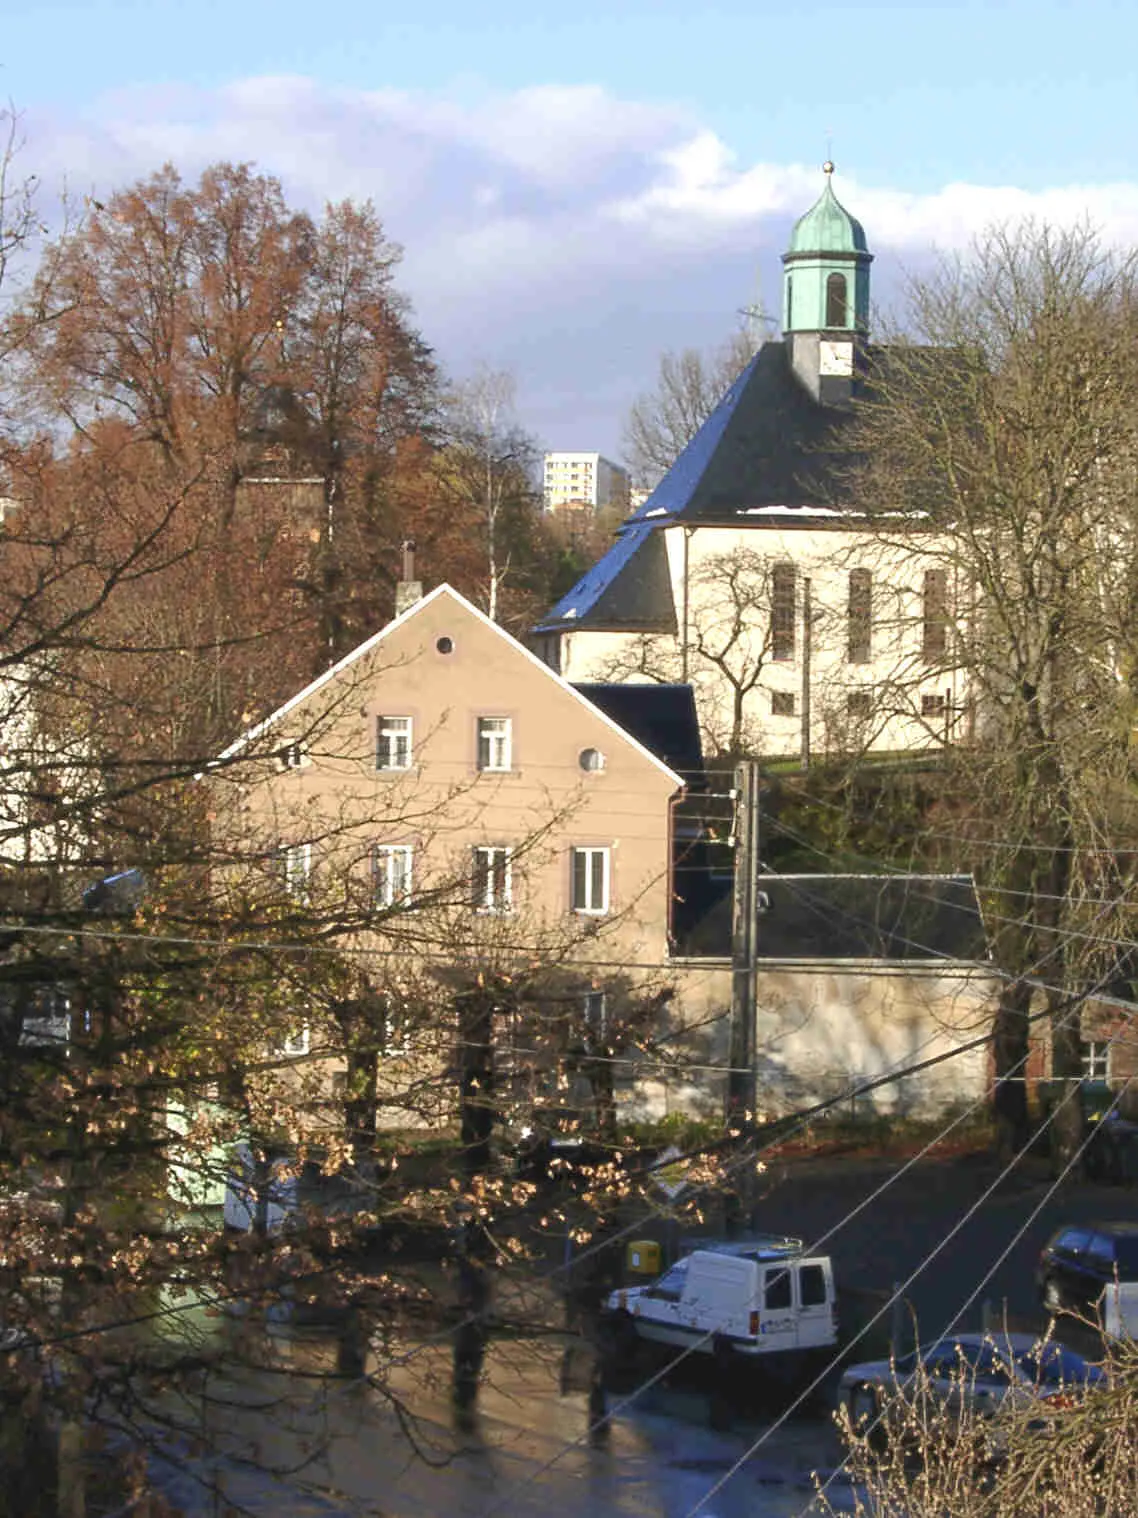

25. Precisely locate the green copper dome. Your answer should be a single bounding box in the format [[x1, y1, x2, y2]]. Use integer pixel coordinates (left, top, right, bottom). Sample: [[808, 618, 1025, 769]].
[[782, 163, 872, 336], [788, 166, 868, 255]]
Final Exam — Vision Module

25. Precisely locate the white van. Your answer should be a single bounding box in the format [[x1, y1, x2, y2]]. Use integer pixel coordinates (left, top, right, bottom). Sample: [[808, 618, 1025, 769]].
[[602, 1238, 838, 1365]]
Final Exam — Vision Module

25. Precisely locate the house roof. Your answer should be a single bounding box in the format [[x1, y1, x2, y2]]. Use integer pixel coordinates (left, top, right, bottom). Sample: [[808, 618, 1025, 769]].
[[546, 521, 677, 634], [535, 340, 856, 634], [570, 684, 704, 784], [675, 872, 989, 963], [214, 583, 685, 787]]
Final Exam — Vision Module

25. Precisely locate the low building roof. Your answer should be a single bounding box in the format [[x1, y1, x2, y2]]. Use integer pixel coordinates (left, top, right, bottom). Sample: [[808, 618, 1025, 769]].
[[675, 871, 988, 963]]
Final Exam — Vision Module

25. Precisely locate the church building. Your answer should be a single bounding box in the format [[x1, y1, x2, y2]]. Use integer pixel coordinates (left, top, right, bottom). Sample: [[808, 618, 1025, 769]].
[[533, 167, 962, 759]]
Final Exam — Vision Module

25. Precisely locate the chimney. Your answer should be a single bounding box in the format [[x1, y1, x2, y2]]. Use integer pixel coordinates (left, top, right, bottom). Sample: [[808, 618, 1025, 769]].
[[394, 539, 422, 617]]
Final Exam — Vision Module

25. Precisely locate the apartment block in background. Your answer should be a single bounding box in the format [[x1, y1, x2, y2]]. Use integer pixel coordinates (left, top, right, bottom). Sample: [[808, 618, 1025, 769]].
[[542, 452, 631, 514]]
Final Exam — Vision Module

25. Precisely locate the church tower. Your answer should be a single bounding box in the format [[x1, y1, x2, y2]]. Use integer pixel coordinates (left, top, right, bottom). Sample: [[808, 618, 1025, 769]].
[[781, 162, 872, 405]]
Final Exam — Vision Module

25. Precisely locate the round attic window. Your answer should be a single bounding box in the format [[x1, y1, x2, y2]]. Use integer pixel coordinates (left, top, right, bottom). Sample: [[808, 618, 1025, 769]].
[[579, 747, 606, 773], [436, 635, 454, 654]]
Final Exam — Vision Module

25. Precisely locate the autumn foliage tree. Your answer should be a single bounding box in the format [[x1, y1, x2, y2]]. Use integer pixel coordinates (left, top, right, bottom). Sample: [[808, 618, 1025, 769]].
[[0, 135, 687, 1513]]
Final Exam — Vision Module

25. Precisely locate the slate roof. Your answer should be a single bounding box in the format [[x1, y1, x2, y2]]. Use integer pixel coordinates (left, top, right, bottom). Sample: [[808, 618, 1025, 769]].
[[674, 872, 988, 963], [571, 683, 704, 786], [535, 340, 856, 635], [547, 520, 676, 633]]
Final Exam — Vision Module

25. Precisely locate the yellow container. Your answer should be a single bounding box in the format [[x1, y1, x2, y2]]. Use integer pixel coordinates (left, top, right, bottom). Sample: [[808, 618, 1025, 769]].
[[625, 1239, 662, 1275]]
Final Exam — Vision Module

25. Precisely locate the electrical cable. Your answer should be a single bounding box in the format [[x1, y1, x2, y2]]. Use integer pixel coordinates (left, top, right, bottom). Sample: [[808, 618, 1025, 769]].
[[681, 1070, 1094, 1518], [802, 1030, 1138, 1518], [695, 911, 1136, 1514], [475, 897, 1127, 1514], [13, 790, 1129, 1490], [478, 1033, 1067, 1518], [763, 813, 1138, 963], [479, 971, 1112, 1514]]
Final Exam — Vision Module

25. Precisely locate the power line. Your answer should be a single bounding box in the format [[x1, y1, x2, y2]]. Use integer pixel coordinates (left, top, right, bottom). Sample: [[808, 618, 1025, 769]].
[[485, 1005, 1099, 1518], [685, 1055, 1119, 1518], [479, 947, 1121, 1514], [763, 814, 1138, 960], [803, 1041, 1138, 1518], [477, 893, 1131, 1512], [9, 811, 1126, 1406]]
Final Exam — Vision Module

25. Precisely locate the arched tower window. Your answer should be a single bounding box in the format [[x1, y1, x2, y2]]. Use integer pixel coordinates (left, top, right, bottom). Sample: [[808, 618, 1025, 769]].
[[826, 272, 848, 328], [785, 275, 793, 329]]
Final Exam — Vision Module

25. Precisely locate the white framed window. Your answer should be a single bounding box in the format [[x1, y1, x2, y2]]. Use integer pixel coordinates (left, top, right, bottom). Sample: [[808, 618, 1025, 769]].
[[477, 716, 512, 772], [271, 1025, 310, 1057], [278, 742, 307, 770], [1081, 1040, 1110, 1081], [277, 842, 311, 900], [374, 844, 413, 908], [571, 847, 610, 915], [472, 845, 512, 912], [376, 715, 412, 771]]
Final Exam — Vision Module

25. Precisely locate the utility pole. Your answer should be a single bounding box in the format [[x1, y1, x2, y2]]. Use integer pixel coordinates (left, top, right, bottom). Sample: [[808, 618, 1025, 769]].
[[726, 759, 761, 1237], [728, 760, 761, 1127], [801, 576, 812, 770]]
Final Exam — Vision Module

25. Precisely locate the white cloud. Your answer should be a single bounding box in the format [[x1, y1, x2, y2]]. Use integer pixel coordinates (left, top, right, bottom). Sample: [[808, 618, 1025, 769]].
[[20, 78, 1138, 459]]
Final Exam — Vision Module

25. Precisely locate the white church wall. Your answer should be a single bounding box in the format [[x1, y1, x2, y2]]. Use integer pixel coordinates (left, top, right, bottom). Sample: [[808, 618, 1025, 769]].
[[556, 521, 969, 759]]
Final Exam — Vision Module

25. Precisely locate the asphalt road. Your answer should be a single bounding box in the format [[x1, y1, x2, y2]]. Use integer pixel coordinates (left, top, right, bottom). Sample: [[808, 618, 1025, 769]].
[[727, 1148, 1138, 1344], [159, 1332, 852, 1518], [145, 1148, 1137, 1516]]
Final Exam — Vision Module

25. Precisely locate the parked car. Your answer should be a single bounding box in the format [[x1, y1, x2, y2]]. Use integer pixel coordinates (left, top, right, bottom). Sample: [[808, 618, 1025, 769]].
[[511, 1108, 623, 1185], [1084, 1113, 1138, 1184], [838, 1333, 1104, 1440], [1036, 1220, 1138, 1314], [601, 1236, 837, 1373]]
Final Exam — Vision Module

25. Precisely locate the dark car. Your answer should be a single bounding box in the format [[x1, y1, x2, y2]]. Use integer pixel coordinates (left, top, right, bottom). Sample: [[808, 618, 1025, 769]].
[[1084, 1113, 1138, 1184], [1037, 1221, 1138, 1313], [512, 1110, 622, 1186]]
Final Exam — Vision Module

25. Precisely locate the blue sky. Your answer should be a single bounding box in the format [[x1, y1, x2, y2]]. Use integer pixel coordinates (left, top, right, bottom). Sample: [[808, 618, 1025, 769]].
[[5, 0, 1138, 464]]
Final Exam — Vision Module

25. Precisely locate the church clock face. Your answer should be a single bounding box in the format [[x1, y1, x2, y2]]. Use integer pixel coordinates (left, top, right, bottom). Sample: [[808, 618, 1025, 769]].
[[819, 339, 854, 377]]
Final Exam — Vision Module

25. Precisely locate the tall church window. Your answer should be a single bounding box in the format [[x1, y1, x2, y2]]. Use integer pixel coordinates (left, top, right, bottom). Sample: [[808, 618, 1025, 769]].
[[848, 569, 872, 663], [922, 569, 949, 661], [770, 564, 796, 662], [826, 272, 848, 328]]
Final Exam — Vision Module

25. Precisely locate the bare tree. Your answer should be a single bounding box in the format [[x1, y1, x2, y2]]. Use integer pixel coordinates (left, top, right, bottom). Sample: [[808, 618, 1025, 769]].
[[439, 366, 540, 623], [622, 330, 754, 486], [845, 221, 1138, 1159], [0, 144, 671, 1511], [598, 546, 782, 755], [827, 1331, 1138, 1518]]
